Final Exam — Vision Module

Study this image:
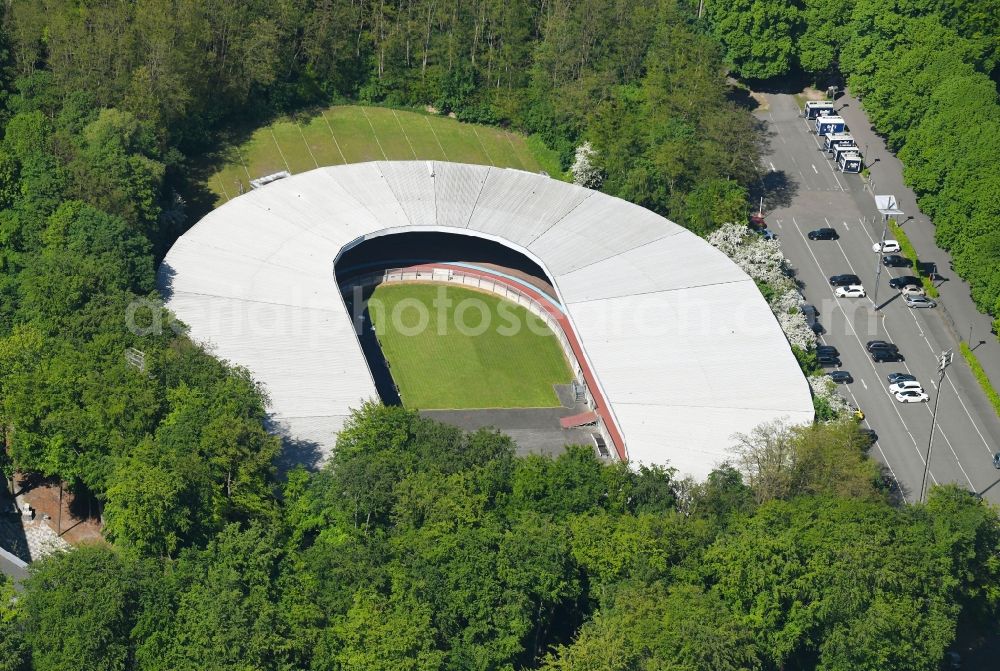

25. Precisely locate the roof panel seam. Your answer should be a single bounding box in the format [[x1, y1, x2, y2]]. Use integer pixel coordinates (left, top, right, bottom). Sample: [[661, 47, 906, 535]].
[[552, 229, 688, 279], [460, 164, 492, 229], [562, 277, 755, 304], [523, 190, 596, 247]]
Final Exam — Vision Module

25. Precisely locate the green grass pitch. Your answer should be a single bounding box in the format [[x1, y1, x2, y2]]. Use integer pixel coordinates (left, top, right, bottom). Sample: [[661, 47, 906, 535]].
[[369, 284, 573, 409], [206, 105, 564, 205]]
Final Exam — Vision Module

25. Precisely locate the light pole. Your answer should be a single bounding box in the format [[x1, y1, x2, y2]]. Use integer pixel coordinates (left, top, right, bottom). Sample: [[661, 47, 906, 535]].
[[872, 215, 890, 309], [919, 349, 954, 503]]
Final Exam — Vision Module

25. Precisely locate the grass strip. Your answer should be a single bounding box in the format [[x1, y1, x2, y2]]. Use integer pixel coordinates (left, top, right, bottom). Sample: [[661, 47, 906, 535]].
[[888, 219, 938, 298], [960, 342, 1000, 418]]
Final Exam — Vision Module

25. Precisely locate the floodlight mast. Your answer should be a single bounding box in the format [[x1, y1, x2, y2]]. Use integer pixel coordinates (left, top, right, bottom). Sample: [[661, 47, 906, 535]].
[[919, 349, 954, 504]]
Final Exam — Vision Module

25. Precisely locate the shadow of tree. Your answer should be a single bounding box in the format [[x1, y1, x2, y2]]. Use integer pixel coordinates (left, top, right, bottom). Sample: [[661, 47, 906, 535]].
[[751, 169, 799, 210], [273, 432, 325, 476], [726, 85, 759, 112]]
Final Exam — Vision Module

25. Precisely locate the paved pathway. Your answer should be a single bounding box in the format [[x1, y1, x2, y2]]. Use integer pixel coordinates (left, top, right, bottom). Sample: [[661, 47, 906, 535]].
[[834, 92, 1000, 390]]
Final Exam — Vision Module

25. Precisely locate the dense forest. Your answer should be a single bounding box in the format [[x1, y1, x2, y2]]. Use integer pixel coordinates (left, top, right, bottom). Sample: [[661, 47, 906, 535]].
[[3, 405, 1000, 670], [1, 1, 999, 669], [706, 0, 1000, 333]]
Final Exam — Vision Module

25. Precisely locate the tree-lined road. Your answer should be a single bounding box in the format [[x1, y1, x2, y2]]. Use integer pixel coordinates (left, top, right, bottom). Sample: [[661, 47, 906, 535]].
[[758, 93, 1000, 503]]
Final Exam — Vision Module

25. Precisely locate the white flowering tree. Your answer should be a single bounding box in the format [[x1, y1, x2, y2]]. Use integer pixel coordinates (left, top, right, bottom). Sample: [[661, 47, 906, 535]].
[[776, 310, 817, 350], [772, 288, 816, 350], [709, 224, 820, 352], [708, 223, 792, 291], [706, 222, 751, 257], [808, 375, 853, 421], [571, 142, 602, 188]]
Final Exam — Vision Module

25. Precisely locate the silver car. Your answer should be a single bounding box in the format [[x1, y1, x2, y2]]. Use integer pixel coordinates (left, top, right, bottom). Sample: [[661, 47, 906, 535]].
[[905, 295, 937, 308]]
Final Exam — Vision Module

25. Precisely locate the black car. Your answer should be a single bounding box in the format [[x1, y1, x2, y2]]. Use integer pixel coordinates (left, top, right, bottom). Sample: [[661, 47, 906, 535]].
[[858, 428, 878, 445], [882, 254, 912, 268], [887, 372, 916, 384], [817, 344, 839, 356], [889, 275, 921, 289], [808, 228, 839, 240], [830, 274, 861, 287], [817, 353, 842, 367], [872, 349, 904, 363], [827, 370, 853, 383], [866, 340, 898, 352]]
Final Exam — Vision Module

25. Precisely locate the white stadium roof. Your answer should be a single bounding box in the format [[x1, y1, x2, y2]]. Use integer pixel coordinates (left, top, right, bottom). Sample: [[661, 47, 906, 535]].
[[159, 161, 813, 479]]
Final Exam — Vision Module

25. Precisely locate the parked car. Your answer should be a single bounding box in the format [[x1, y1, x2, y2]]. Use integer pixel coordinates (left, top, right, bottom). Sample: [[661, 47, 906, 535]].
[[889, 380, 923, 394], [808, 228, 839, 240], [889, 275, 922, 289], [758, 228, 778, 241], [873, 348, 905, 363], [887, 372, 916, 384], [882, 254, 912, 267], [873, 240, 901, 253], [817, 344, 839, 357], [895, 389, 929, 403], [866, 340, 898, 352], [817, 353, 842, 367], [835, 284, 866, 298], [858, 428, 878, 445], [829, 274, 861, 286], [827, 370, 853, 383], [906, 295, 937, 308], [901, 284, 925, 297]]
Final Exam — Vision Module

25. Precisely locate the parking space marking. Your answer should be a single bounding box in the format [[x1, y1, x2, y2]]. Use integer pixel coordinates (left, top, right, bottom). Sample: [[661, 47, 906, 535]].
[[812, 164, 819, 174], [792, 218, 933, 480], [858, 297, 975, 490], [945, 375, 993, 454]]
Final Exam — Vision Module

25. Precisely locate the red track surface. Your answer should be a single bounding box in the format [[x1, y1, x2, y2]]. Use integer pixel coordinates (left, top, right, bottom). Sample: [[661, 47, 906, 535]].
[[396, 263, 627, 461]]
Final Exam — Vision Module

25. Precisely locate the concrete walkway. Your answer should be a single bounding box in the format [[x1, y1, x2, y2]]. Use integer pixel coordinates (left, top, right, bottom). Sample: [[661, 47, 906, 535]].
[[835, 91, 1000, 392]]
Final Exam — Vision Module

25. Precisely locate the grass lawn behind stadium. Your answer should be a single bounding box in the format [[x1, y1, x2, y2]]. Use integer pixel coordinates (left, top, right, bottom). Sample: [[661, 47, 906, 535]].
[[205, 105, 564, 206], [370, 284, 572, 409]]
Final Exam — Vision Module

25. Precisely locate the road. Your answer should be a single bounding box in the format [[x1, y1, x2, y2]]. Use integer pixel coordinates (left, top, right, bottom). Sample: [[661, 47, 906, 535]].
[[757, 93, 1000, 504]]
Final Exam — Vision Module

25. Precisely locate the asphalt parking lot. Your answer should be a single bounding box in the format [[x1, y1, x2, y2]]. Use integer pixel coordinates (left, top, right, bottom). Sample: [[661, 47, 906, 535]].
[[757, 93, 1000, 504]]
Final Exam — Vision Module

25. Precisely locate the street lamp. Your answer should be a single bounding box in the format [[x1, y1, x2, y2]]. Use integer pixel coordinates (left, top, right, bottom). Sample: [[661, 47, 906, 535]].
[[872, 215, 890, 309], [919, 349, 954, 503], [873, 215, 912, 310]]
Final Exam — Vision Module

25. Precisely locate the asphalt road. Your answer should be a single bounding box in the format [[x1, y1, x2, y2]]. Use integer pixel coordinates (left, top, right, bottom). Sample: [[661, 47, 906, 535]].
[[757, 93, 1000, 504]]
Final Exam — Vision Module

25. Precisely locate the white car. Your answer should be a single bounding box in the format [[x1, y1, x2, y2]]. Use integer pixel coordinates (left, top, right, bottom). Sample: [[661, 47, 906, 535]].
[[889, 380, 923, 394], [873, 240, 901, 254], [901, 284, 925, 297], [835, 284, 866, 298], [895, 389, 929, 403]]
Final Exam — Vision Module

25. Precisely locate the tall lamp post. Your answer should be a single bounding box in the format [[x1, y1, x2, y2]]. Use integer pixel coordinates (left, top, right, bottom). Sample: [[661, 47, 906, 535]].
[[919, 349, 954, 503], [872, 214, 912, 310], [872, 214, 890, 309]]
